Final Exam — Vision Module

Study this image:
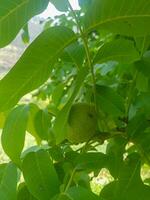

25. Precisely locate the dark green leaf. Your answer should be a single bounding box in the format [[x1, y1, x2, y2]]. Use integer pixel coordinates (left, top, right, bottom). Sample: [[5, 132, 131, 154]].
[[96, 85, 125, 117], [127, 114, 149, 139], [100, 153, 150, 200], [67, 186, 100, 200], [106, 137, 126, 178], [135, 36, 150, 55], [17, 182, 37, 200], [52, 194, 72, 200], [22, 149, 60, 200], [75, 152, 107, 171], [135, 51, 150, 78], [136, 72, 149, 92]]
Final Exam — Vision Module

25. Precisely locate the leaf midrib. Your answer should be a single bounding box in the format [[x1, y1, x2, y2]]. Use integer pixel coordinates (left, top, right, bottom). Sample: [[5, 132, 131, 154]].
[[95, 54, 139, 64], [86, 14, 150, 31], [0, 0, 29, 23]]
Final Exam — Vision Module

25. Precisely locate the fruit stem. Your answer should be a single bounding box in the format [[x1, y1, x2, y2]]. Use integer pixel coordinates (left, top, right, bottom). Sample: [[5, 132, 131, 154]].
[[64, 167, 77, 192], [67, 1, 98, 112]]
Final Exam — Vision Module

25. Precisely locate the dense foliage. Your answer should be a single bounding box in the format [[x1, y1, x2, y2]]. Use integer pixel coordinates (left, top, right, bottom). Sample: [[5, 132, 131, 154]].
[[0, 0, 150, 199]]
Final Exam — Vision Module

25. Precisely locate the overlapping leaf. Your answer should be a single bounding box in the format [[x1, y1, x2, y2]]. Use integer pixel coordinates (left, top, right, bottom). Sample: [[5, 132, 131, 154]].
[[0, 26, 76, 112], [96, 85, 125, 117], [53, 67, 87, 144], [85, 0, 150, 36], [0, 0, 49, 47], [100, 153, 150, 200]]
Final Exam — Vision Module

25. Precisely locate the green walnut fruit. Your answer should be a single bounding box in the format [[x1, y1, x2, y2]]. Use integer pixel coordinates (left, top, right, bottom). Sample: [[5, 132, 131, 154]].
[[67, 103, 98, 143]]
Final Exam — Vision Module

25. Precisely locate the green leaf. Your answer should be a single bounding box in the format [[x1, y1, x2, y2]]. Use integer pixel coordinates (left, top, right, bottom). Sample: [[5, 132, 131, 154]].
[[135, 36, 150, 55], [67, 186, 100, 200], [78, 0, 92, 10], [85, 0, 150, 37], [94, 39, 139, 64], [136, 72, 149, 92], [27, 104, 41, 143], [127, 114, 150, 163], [50, 0, 69, 11], [135, 51, 150, 78], [52, 194, 72, 200], [0, 164, 7, 182], [96, 85, 125, 117], [53, 67, 87, 144], [0, 26, 76, 112], [1, 105, 29, 166], [0, 0, 49, 47], [100, 153, 150, 200], [22, 149, 60, 200], [0, 112, 6, 128], [17, 183, 37, 200], [0, 163, 18, 200], [52, 83, 65, 106], [34, 109, 50, 141], [21, 24, 30, 44], [61, 42, 85, 68], [127, 114, 149, 139], [134, 92, 150, 114], [106, 137, 126, 178], [75, 152, 107, 171]]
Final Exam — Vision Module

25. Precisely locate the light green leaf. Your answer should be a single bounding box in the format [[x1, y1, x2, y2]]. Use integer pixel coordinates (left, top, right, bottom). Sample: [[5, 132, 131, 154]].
[[61, 42, 85, 68], [0, 163, 18, 200], [34, 108, 50, 141], [94, 39, 139, 64], [27, 104, 41, 143], [50, 0, 69, 11], [52, 83, 65, 106], [1, 105, 29, 166], [22, 149, 60, 200], [21, 24, 30, 44], [53, 67, 87, 144], [0, 26, 76, 112], [0, 0, 49, 47], [85, 0, 150, 36]]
